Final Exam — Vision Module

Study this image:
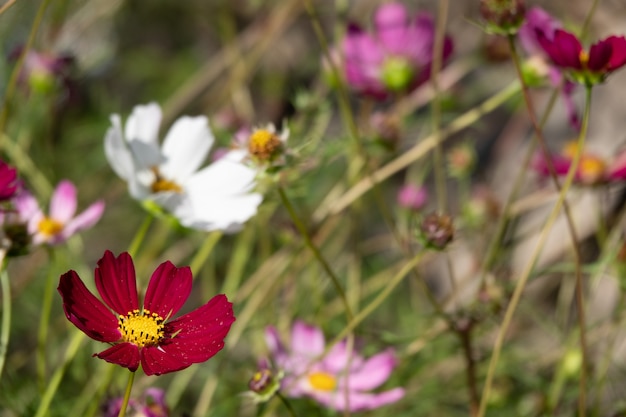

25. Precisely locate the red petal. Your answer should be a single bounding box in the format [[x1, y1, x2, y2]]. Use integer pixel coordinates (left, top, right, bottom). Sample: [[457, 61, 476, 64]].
[[95, 251, 139, 315], [141, 346, 191, 376], [552, 30, 583, 69], [95, 342, 141, 372], [588, 38, 613, 71], [58, 270, 120, 342], [606, 36, 626, 71], [161, 294, 235, 363], [143, 261, 192, 319]]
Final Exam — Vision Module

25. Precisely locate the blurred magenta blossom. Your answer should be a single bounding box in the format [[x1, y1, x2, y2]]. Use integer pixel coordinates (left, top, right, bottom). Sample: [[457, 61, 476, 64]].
[[58, 250, 235, 375], [19, 180, 104, 246], [342, 2, 453, 98], [397, 184, 428, 211], [104, 103, 262, 232], [532, 142, 626, 185], [518, 7, 581, 130], [265, 321, 404, 412], [10, 47, 75, 96], [102, 388, 168, 417], [0, 160, 19, 202]]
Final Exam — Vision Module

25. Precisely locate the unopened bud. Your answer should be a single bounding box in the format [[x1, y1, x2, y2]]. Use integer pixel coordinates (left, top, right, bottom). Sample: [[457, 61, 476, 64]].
[[480, 0, 526, 34], [381, 57, 415, 92], [420, 212, 454, 250]]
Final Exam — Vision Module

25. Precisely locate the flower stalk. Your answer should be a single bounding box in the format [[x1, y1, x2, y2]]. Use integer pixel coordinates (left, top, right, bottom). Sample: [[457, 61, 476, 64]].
[[116, 371, 136, 417]]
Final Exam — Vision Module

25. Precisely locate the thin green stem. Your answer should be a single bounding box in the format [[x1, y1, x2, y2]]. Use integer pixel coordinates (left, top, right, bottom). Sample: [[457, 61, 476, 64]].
[[36, 248, 57, 392], [117, 371, 136, 417], [476, 82, 592, 417], [0, 255, 10, 380], [0, 0, 53, 139], [276, 392, 297, 417], [430, 0, 450, 213], [189, 231, 223, 274], [278, 186, 353, 320], [34, 330, 84, 417], [127, 214, 153, 257]]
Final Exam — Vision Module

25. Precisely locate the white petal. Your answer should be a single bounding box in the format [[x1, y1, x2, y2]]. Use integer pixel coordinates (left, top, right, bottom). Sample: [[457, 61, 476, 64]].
[[179, 193, 262, 232], [186, 157, 257, 197], [160, 116, 213, 182], [104, 114, 135, 181], [125, 103, 164, 169]]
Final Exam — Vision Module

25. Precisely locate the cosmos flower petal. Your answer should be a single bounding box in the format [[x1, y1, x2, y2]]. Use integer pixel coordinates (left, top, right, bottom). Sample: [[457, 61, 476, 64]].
[[179, 193, 263, 233], [518, 7, 560, 56], [49, 180, 77, 223], [144, 261, 192, 319], [347, 348, 397, 390], [104, 114, 136, 181], [57, 270, 121, 342], [291, 321, 325, 357], [62, 200, 105, 239], [124, 103, 162, 147], [606, 36, 626, 71], [162, 294, 235, 361], [160, 116, 214, 183], [95, 342, 141, 372], [315, 387, 405, 412], [186, 156, 257, 196], [140, 345, 191, 376], [0, 161, 18, 201], [95, 251, 139, 316], [588, 38, 613, 71], [374, 2, 411, 55]]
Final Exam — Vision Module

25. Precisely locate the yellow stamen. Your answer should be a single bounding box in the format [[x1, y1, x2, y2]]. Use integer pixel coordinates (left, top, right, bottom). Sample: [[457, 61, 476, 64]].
[[562, 141, 580, 159], [150, 167, 183, 193], [248, 129, 282, 161], [38, 217, 63, 237], [579, 50, 589, 66], [308, 371, 337, 392], [578, 155, 606, 184], [118, 309, 165, 348]]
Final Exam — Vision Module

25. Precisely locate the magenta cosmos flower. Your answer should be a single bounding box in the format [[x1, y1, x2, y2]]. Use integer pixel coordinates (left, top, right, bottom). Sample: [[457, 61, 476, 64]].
[[535, 26, 626, 85], [265, 321, 404, 412], [21, 180, 104, 245], [103, 388, 169, 417], [58, 250, 235, 376], [342, 2, 453, 98], [0, 160, 19, 201]]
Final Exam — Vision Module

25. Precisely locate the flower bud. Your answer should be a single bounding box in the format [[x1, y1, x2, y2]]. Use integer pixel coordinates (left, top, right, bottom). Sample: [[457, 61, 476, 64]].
[[246, 366, 283, 404], [480, 0, 526, 34], [381, 57, 415, 93], [420, 212, 454, 250]]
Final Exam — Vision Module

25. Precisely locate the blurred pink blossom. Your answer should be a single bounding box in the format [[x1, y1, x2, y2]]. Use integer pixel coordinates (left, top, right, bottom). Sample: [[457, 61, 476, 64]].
[[397, 184, 428, 211]]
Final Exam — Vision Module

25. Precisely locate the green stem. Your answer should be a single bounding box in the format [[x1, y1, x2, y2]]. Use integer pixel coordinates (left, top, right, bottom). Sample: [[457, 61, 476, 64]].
[[476, 83, 593, 417], [189, 231, 223, 275], [34, 331, 84, 417], [430, 0, 450, 213], [0, 255, 10, 379], [276, 392, 297, 417], [278, 186, 353, 320], [127, 214, 153, 257], [0, 0, 53, 139], [36, 248, 57, 392], [117, 371, 136, 417]]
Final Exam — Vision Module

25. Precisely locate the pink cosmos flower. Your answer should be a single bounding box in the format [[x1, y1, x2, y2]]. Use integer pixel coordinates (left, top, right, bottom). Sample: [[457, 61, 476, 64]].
[[534, 25, 626, 85], [103, 388, 169, 417], [20, 180, 104, 245], [0, 160, 19, 201], [265, 321, 404, 412], [342, 2, 453, 98], [518, 7, 581, 129], [397, 184, 428, 211], [58, 250, 235, 376]]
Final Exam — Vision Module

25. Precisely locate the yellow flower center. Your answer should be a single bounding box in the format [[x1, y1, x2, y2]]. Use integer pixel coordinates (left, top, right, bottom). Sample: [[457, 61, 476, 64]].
[[579, 50, 589, 67], [248, 129, 282, 161], [308, 371, 337, 392], [150, 167, 182, 193], [118, 309, 165, 348], [38, 217, 63, 237], [562, 141, 580, 159], [578, 155, 606, 184]]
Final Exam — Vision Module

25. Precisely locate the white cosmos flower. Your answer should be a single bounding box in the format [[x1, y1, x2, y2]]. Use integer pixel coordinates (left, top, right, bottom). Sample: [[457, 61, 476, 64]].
[[104, 102, 262, 232]]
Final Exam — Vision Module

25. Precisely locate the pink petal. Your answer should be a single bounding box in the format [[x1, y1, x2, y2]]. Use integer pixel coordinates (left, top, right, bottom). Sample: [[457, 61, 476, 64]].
[[374, 2, 411, 55], [95, 251, 139, 316], [62, 200, 105, 239], [49, 180, 77, 223], [58, 270, 121, 342], [346, 348, 397, 391], [314, 387, 405, 412], [143, 261, 192, 319], [537, 29, 582, 69], [163, 294, 234, 357], [95, 342, 141, 372], [291, 321, 325, 358], [588, 38, 613, 71], [607, 150, 626, 179]]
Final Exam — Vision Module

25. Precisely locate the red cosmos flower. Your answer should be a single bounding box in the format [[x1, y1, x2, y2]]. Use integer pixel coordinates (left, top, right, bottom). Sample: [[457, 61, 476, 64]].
[[536, 28, 626, 84], [57, 250, 235, 376]]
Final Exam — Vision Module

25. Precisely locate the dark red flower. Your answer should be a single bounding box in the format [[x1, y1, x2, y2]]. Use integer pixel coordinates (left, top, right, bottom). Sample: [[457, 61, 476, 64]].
[[0, 160, 19, 201], [57, 250, 235, 376], [536, 28, 626, 84]]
